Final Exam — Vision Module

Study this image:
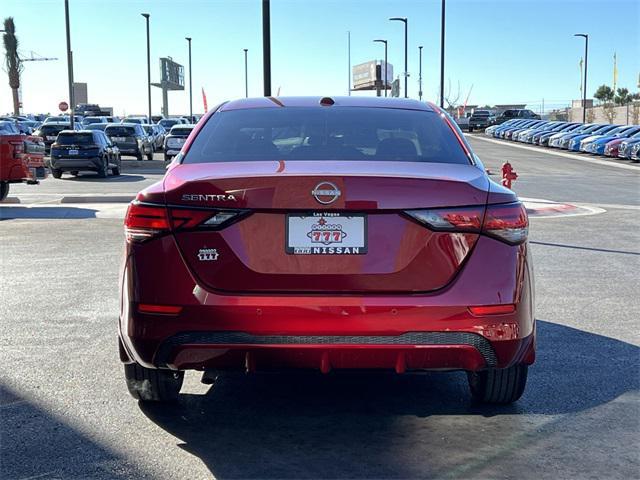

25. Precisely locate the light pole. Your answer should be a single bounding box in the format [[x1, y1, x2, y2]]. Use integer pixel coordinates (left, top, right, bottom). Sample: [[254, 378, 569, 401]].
[[440, 0, 445, 108], [418, 45, 423, 101], [141, 13, 151, 122], [243, 48, 248, 98], [262, 0, 271, 96], [373, 39, 388, 97], [389, 17, 408, 98], [574, 33, 589, 123], [186, 37, 192, 121], [64, 0, 75, 128]]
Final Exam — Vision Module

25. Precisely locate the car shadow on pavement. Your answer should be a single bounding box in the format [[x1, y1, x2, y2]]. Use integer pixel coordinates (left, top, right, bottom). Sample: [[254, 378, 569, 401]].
[[63, 174, 147, 182], [0, 206, 98, 220], [139, 320, 639, 478], [0, 383, 148, 479]]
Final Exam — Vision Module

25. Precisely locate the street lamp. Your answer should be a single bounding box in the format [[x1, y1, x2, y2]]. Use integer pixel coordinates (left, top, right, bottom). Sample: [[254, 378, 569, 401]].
[[418, 45, 423, 101], [574, 33, 589, 123], [64, 0, 75, 128], [141, 13, 151, 122], [185, 37, 192, 121], [440, 0, 446, 108], [373, 39, 388, 97], [243, 49, 248, 98], [389, 17, 408, 98]]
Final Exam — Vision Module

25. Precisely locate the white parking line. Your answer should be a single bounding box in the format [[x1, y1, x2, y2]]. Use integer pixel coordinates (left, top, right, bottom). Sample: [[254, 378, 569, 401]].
[[468, 135, 640, 171]]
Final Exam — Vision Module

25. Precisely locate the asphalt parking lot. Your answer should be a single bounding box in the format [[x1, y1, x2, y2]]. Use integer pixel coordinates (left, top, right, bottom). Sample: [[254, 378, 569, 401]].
[[1, 139, 639, 479]]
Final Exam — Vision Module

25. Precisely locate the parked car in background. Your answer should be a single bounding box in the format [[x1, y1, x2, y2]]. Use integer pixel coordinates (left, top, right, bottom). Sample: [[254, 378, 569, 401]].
[[567, 124, 618, 151], [105, 123, 153, 160], [504, 120, 544, 140], [0, 130, 47, 201], [43, 116, 67, 124], [158, 118, 182, 130], [604, 131, 640, 157], [617, 135, 640, 159], [495, 109, 540, 125], [551, 123, 604, 149], [142, 124, 165, 151], [468, 110, 496, 132], [32, 122, 80, 154], [583, 125, 640, 155], [574, 125, 622, 152], [49, 130, 121, 178], [534, 123, 580, 146], [163, 124, 194, 161], [84, 123, 109, 132], [122, 116, 149, 125], [629, 141, 640, 161], [82, 116, 108, 126], [104, 116, 119, 123]]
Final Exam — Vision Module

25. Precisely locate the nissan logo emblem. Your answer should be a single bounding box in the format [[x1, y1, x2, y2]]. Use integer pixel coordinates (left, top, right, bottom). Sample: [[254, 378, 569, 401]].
[[312, 181, 341, 205]]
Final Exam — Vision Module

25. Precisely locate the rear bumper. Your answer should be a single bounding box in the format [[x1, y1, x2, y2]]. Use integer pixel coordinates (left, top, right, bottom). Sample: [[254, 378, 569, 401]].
[[50, 156, 102, 170], [119, 235, 536, 373]]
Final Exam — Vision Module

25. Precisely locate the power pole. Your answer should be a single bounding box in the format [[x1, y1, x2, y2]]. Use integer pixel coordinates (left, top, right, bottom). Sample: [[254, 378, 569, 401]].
[[262, 0, 271, 96]]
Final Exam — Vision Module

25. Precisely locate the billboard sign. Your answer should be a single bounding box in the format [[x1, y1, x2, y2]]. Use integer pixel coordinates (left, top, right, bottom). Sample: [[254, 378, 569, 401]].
[[352, 60, 394, 91], [159, 57, 185, 90]]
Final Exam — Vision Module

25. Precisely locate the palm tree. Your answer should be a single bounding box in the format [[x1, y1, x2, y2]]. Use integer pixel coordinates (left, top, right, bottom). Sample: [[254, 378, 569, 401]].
[[3, 17, 23, 115]]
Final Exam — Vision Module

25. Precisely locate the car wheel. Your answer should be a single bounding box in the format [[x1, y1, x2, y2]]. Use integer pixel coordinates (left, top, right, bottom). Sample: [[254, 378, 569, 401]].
[[124, 362, 184, 402], [164, 154, 171, 162], [98, 157, 109, 178], [0, 182, 9, 201], [51, 168, 63, 179], [467, 364, 528, 404], [468, 127, 473, 133], [146, 149, 153, 161], [112, 165, 121, 176]]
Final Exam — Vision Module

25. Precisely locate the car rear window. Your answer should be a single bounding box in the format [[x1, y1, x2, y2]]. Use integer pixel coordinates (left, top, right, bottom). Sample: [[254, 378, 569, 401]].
[[170, 127, 193, 136], [160, 119, 179, 128], [106, 126, 136, 136], [40, 125, 69, 134], [183, 107, 470, 165], [56, 132, 95, 145]]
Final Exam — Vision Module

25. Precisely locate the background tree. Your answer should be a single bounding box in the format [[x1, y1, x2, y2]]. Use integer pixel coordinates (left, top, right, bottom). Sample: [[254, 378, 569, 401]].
[[614, 87, 630, 105], [3, 17, 23, 115], [593, 84, 614, 105]]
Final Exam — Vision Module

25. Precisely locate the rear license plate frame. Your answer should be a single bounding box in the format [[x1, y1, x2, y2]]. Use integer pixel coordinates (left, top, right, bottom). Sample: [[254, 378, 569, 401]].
[[285, 212, 368, 255]]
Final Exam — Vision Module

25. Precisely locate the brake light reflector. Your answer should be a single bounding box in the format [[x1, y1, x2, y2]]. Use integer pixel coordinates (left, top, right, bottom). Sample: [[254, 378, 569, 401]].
[[469, 304, 516, 316], [138, 304, 182, 314]]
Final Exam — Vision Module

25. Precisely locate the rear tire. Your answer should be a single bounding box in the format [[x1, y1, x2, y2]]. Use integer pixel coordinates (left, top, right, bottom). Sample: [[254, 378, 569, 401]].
[[0, 182, 9, 201], [467, 364, 528, 404], [146, 149, 153, 161], [97, 157, 108, 178], [112, 165, 120, 176], [136, 151, 143, 161], [124, 363, 184, 403], [51, 168, 63, 179], [164, 154, 171, 162]]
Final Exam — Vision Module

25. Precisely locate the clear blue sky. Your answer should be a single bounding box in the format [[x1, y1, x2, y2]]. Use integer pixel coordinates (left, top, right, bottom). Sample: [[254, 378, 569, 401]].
[[3, 0, 639, 116]]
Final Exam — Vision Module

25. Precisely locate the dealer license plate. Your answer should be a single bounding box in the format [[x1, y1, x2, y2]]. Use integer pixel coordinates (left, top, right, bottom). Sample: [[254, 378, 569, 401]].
[[286, 213, 367, 255], [46, 136, 56, 141], [68, 149, 78, 155]]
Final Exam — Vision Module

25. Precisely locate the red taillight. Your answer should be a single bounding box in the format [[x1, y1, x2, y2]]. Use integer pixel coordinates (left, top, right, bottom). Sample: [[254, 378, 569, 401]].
[[124, 203, 170, 242], [405, 201, 528, 245], [469, 304, 516, 316], [10, 142, 24, 158], [483, 202, 528, 245], [124, 202, 245, 242], [138, 303, 182, 314]]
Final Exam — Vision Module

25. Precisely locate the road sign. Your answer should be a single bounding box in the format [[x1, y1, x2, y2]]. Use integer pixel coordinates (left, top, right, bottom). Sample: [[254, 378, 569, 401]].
[[391, 79, 400, 98], [58, 101, 69, 112]]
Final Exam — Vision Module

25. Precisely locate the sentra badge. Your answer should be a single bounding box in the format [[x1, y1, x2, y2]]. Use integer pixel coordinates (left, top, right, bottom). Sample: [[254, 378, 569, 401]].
[[182, 194, 237, 202]]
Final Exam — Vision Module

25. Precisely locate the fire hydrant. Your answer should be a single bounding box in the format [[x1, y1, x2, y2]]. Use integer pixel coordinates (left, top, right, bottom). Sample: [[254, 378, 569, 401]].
[[501, 161, 518, 189]]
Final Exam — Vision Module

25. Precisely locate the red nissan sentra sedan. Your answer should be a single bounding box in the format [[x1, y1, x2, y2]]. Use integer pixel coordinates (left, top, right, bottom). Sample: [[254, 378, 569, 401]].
[[119, 96, 535, 404]]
